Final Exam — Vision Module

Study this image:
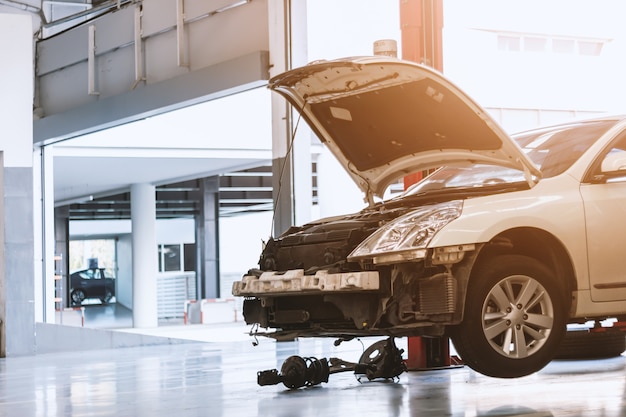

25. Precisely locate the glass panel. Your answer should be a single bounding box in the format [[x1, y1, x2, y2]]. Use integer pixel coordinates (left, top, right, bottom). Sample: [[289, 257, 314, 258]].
[[69, 239, 116, 273], [524, 36, 547, 52], [498, 35, 520, 51], [184, 243, 196, 272], [578, 41, 603, 56], [163, 244, 181, 272], [552, 38, 575, 54]]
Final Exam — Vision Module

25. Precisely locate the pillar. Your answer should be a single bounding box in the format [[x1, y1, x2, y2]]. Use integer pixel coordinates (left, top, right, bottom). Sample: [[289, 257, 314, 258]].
[[197, 176, 220, 299], [400, 0, 444, 69], [267, 0, 311, 236], [0, 14, 35, 357], [131, 183, 158, 328], [400, 0, 450, 370]]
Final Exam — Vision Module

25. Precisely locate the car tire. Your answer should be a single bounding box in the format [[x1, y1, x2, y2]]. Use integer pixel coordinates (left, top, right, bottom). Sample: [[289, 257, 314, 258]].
[[449, 254, 567, 378], [554, 329, 626, 360], [101, 290, 113, 304], [71, 289, 86, 306]]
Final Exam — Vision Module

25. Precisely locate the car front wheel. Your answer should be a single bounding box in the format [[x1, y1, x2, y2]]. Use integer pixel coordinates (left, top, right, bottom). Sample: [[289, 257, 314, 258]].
[[71, 289, 86, 305], [450, 255, 567, 378]]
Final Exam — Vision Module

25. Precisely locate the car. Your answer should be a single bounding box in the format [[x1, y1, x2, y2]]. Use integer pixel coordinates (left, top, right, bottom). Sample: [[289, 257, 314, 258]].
[[70, 268, 116, 305], [232, 55, 626, 379]]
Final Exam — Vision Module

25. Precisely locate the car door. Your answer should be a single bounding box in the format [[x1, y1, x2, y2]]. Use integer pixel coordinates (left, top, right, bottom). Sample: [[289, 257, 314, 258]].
[[79, 269, 95, 297], [91, 268, 106, 299], [80, 268, 102, 298], [580, 131, 626, 302]]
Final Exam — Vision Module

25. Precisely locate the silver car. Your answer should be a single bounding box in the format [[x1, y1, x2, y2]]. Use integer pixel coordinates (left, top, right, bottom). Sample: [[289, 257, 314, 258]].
[[233, 56, 626, 378]]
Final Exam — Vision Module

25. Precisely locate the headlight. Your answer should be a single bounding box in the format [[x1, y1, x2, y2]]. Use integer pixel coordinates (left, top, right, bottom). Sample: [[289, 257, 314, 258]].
[[348, 200, 463, 264]]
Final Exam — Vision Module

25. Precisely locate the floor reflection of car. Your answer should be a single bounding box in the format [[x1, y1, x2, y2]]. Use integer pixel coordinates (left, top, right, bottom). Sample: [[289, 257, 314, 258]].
[[70, 268, 116, 305]]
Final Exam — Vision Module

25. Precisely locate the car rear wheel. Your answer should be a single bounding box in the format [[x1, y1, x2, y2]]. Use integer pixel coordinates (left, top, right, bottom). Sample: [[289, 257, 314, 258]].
[[71, 289, 86, 305], [450, 255, 567, 378]]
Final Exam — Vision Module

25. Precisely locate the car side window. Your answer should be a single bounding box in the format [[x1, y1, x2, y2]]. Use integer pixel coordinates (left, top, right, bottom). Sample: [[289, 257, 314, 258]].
[[601, 149, 626, 173], [78, 269, 103, 279], [79, 271, 92, 279], [589, 132, 626, 183]]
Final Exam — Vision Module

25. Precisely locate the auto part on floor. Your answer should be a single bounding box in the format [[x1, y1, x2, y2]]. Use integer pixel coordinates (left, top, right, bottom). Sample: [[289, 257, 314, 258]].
[[256, 337, 406, 389]]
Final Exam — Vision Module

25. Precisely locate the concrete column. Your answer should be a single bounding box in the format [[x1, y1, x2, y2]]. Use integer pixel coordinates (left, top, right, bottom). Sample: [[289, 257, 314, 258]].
[[267, 0, 311, 236], [197, 177, 220, 299], [131, 183, 158, 328], [0, 14, 35, 356]]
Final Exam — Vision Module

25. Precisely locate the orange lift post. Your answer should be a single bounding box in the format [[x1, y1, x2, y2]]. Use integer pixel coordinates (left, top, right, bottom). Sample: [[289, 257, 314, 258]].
[[399, 0, 459, 371]]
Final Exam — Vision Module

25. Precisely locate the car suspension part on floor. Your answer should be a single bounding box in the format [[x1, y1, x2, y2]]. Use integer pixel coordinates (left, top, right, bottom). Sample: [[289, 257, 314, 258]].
[[257, 337, 407, 389]]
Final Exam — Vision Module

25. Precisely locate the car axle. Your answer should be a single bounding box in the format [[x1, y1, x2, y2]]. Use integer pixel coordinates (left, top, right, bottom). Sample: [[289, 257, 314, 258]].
[[257, 337, 406, 389]]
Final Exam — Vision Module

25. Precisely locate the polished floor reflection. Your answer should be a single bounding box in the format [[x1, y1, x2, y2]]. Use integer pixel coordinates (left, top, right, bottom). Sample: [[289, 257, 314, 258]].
[[1, 319, 626, 417]]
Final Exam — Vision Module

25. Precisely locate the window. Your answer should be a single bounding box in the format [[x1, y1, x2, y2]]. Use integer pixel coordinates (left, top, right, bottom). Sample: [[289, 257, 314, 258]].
[[494, 31, 606, 57], [524, 36, 547, 52], [552, 38, 575, 54], [69, 239, 117, 273], [498, 35, 520, 51], [158, 243, 196, 273], [158, 244, 181, 272], [578, 41, 603, 56]]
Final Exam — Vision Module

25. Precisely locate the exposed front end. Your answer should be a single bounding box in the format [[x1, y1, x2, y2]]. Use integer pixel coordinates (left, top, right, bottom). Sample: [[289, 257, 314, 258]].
[[232, 201, 477, 340]]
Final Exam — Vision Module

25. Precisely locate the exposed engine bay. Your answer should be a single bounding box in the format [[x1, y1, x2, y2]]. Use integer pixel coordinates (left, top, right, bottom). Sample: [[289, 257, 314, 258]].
[[233, 201, 477, 341]]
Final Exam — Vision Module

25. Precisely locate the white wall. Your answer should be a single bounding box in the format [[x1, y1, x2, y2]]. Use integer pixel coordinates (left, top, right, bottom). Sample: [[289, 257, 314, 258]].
[[306, 0, 401, 61], [70, 218, 195, 242], [0, 14, 33, 168], [442, 0, 626, 131], [219, 211, 273, 272]]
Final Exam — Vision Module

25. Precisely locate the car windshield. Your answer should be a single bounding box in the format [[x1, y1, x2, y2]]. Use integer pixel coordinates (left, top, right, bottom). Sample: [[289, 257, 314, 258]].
[[403, 119, 617, 196]]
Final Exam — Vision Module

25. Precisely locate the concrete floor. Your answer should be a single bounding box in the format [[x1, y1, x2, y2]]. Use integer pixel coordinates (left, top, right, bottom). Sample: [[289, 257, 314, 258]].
[[3, 304, 626, 416]]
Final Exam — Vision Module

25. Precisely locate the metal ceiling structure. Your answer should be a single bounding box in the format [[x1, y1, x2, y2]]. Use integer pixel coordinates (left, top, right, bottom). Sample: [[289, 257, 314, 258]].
[[24, 0, 287, 221], [65, 162, 317, 220], [2, 0, 320, 225]]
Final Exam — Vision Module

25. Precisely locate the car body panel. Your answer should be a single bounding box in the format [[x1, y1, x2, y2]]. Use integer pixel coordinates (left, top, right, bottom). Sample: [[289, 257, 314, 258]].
[[268, 56, 541, 201], [428, 175, 589, 288], [581, 181, 626, 302]]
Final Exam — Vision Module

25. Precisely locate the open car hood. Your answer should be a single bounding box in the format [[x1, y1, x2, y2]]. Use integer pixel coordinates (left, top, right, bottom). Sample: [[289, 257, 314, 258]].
[[268, 56, 541, 204]]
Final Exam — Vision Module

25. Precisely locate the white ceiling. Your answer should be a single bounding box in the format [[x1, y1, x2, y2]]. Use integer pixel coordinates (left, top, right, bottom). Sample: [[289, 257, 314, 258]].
[[51, 87, 273, 205]]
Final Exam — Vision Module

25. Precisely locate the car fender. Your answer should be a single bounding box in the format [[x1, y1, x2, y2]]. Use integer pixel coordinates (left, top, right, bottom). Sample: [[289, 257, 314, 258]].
[[429, 175, 589, 290]]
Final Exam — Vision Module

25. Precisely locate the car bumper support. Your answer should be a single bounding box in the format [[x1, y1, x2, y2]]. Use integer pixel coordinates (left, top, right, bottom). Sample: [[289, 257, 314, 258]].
[[232, 269, 379, 296]]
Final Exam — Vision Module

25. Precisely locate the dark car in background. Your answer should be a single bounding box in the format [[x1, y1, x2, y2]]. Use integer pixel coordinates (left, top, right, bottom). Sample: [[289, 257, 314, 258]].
[[70, 268, 116, 305]]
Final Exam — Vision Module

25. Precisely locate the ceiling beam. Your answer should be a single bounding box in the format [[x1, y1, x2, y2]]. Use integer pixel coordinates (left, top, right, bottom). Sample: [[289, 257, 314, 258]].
[[34, 51, 269, 145]]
